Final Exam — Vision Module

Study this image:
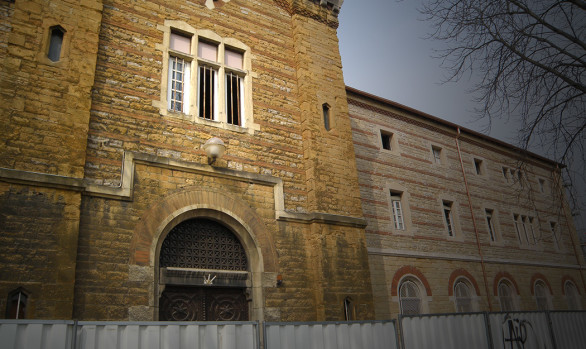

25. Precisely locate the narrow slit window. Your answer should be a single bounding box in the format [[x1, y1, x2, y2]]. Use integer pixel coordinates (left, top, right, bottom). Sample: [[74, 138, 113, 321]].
[[381, 131, 392, 150], [474, 158, 483, 175], [343, 297, 355, 320], [48, 26, 65, 62], [390, 191, 404, 230], [432, 146, 442, 164], [169, 56, 190, 113], [550, 222, 559, 249], [486, 209, 496, 242], [443, 201, 454, 236], [323, 104, 330, 131]]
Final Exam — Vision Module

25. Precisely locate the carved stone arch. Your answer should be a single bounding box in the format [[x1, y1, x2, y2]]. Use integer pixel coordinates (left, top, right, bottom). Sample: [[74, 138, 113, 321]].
[[130, 187, 278, 321]]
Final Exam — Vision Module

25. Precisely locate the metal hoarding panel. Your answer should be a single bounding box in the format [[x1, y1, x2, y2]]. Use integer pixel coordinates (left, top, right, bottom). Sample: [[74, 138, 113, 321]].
[[75, 322, 258, 349], [550, 311, 586, 349], [0, 320, 75, 349], [401, 313, 489, 349], [488, 312, 553, 349], [264, 321, 397, 349]]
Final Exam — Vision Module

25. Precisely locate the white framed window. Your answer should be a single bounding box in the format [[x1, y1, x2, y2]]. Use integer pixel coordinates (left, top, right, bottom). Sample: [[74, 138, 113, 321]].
[[485, 209, 496, 242], [534, 281, 551, 311], [454, 280, 473, 313], [399, 279, 422, 315], [443, 201, 454, 237], [390, 191, 404, 230], [167, 32, 193, 114], [157, 22, 257, 133], [565, 281, 581, 310], [498, 281, 516, 312]]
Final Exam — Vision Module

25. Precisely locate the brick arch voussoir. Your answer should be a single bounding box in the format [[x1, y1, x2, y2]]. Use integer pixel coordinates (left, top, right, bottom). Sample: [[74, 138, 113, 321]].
[[493, 271, 520, 295], [130, 187, 278, 272], [530, 273, 553, 295], [448, 268, 481, 296], [391, 266, 432, 297]]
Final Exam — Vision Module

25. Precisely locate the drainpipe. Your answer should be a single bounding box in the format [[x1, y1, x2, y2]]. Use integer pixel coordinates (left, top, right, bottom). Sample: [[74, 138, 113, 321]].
[[455, 128, 493, 311]]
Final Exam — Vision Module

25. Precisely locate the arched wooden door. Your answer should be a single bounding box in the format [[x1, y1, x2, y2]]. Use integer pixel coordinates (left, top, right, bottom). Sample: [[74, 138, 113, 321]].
[[158, 218, 249, 321]]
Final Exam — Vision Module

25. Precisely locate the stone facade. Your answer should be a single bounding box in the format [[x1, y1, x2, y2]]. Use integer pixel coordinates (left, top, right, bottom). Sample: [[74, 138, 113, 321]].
[[347, 87, 585, 318], [0, 0, 583, 323], [1, 0, 374, 321]]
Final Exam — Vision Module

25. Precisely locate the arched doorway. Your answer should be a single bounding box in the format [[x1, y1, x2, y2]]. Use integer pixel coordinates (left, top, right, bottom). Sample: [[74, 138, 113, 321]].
[[158, 218, 250, 321]]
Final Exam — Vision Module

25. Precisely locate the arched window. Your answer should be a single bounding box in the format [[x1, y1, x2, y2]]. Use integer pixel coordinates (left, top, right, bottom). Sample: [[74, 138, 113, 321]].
[[343, 297, 355, 320], [534, 281, 550, 311], [565, 281, 581, 310], [399, 279, 422, 315], [498, 281, 515, 312], [454, 280, 473, 312], [5, 288, 28, 319]]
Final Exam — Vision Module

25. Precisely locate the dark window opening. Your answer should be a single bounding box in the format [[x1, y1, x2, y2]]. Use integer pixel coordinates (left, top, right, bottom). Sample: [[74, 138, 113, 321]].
[[198, 65, 215, 119], [6, 288, 28, 319], [343, 297, 355, 320], [474, 158, 483, 175], [226, 72, 242, 125], [381, 131, 392, 150], [48, 26, 65, 62], [323, 104, 330, 131]]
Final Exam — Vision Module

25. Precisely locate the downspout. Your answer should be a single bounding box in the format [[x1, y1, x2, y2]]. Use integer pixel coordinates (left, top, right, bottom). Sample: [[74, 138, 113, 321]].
[[455, 128, 493, 311], [555, 165, 586, 292]]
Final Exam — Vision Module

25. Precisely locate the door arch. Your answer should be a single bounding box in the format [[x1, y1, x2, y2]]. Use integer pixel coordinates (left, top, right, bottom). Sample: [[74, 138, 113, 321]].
[[158, 218, 250, 321]]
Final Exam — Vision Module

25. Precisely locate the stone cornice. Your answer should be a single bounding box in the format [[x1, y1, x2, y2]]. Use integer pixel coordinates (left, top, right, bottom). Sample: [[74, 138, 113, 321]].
[[273, 0, 341, 29], [0, 151, 366, 228]]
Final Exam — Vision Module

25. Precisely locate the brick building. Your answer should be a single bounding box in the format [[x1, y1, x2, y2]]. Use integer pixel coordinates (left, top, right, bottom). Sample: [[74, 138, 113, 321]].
[[0, 0, 583, 322]]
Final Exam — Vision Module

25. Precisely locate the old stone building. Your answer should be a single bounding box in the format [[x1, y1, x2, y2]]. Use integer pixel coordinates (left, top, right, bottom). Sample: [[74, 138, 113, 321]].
[[0, 0, 583, 323], [347, 87, 585, 317]]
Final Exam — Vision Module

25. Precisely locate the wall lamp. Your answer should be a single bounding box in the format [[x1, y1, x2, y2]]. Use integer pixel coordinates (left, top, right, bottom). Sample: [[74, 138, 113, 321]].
[[203, 137, 226, 165]]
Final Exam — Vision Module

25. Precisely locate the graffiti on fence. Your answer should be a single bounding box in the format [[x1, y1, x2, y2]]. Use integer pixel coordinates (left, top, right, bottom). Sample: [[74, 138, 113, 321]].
[[501, 314, 547, 349]]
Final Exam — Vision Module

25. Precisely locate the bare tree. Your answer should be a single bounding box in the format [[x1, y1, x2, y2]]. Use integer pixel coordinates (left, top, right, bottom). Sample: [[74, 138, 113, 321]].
[[421, 0, 585, 218]]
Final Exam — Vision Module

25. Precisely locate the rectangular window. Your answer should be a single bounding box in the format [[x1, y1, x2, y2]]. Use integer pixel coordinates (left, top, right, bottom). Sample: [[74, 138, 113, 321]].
[[550, 222, 559, 249], [527, 217, 536, 244], [198, 65, 216, 120], [226, 72, 242, 125], [486, 209, 496, 242], [443, 201, 454, 236], [432, 146, 442, 164], [502, 167, 509, 181], [167, 32, 192, 114], [539, 179, 545, 193], [381, 131, 392, 150], [474, 158, 483, 175], [168, 56, 191, 113], [390, 192, 404, 230]]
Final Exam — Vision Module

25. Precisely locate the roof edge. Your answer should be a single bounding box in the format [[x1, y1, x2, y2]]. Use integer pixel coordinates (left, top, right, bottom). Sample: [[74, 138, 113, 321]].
[[345, 86, 563, 168]]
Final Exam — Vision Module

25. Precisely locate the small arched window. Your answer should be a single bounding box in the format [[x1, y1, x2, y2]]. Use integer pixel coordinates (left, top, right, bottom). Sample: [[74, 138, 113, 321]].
[[343, 297, 355, 320], [399, 279, 422, 315], [498, 281, 515, 312], [6, 288, 28, 319], [454, 280, 473, 313], [534, 281, 550, 311], [48, 26, 65, 62], [565, 281, 581, 310], [322, 103, 330, 131]]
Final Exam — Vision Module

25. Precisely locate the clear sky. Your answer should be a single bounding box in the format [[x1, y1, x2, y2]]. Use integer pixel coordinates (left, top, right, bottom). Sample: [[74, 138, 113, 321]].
[[337, 0, 585, 238]]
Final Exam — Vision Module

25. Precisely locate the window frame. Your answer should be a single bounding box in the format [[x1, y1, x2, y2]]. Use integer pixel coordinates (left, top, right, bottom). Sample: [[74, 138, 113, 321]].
[[534, 281, 551, 311], [379, 128, 399, 155], [5, 288, 28, 319], [453, 279, 477, 313], [564, 281, 582, 310], [156, 21, 258, 133], [498, 280, 517, 312], [443, 201, 454, 237], [485, 209, 497, 242], [390, 191, 405, 231], [399, 279, 423, 315]]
